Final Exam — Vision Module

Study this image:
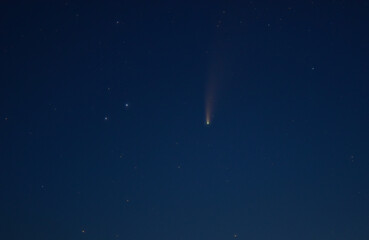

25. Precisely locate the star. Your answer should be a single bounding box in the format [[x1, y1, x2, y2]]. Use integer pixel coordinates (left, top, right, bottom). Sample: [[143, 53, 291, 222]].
[[104, 116, 108, 120]]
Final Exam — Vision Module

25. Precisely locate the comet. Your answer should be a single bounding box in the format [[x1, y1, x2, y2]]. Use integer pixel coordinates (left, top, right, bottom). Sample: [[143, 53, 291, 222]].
[[204, 42, 228, 125], [205, 58, 223, 126]]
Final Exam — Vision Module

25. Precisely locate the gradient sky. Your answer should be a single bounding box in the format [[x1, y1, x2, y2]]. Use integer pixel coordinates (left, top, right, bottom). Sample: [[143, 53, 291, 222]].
[[1, 1, 369, 240]]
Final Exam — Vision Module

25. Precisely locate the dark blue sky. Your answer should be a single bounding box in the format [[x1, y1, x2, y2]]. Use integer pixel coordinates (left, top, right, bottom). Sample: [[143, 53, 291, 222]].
[[1, 1, 369, 239]]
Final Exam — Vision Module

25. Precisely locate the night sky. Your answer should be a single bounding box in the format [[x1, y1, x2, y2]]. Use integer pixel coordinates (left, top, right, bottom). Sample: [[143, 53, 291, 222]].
[[1, 1, 369, 239]]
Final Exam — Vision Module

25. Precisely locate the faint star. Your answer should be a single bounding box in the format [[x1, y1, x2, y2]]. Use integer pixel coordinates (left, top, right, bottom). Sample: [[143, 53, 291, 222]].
[[104, 116, 108, 120], [81, 229, 85, 233], [125, 103, 129, 107]]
